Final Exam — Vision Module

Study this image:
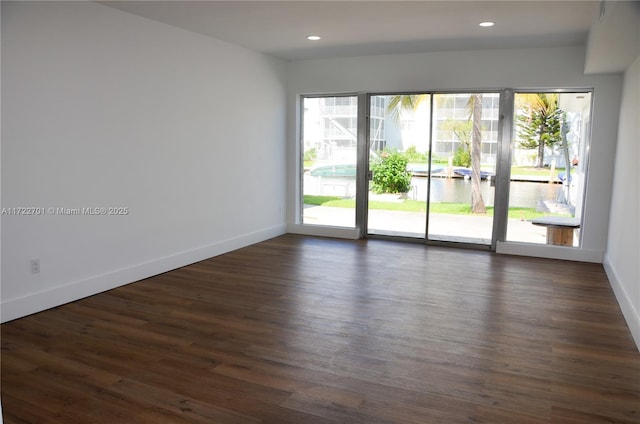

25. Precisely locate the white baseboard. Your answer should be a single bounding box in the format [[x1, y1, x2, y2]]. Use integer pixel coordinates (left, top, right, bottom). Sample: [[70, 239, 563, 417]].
[[1, 224, 286, 323], [286, 223, 360, 239], [603, 255, 640, 352], [496, 241, 603, 263]]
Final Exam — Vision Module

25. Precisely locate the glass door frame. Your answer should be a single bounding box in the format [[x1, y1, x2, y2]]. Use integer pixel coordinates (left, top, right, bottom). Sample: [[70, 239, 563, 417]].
[[299, 93, 361, 231], [491, 89, 513, 250], [357, 92, 434, 241], [359, 90, 510, 250]]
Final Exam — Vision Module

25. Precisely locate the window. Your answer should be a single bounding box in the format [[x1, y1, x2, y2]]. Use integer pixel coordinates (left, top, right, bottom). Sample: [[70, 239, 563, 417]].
[[301, 96, 358, 227], [297, 90, 593, 252], [505, 92, 592, 247]]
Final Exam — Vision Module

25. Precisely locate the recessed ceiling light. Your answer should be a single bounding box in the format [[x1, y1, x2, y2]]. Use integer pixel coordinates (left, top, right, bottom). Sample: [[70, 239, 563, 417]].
[[479, 21, 495, 27], [307, 35, 321, 41]]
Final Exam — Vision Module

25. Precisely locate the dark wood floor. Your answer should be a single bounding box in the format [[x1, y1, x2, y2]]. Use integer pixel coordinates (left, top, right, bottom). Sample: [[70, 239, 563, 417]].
[[2, 234, 639, 423]]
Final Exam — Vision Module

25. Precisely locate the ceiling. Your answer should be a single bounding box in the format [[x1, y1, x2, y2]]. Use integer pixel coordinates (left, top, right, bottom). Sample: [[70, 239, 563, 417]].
[[104, 1, 602, 61]]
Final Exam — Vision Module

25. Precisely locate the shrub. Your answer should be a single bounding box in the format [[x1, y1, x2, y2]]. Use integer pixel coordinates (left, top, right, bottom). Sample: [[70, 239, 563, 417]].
[[303, 148, 317, 162], [371, 151, 412, 194], [430, 154, 448, 165], [402, 146, 428, 163], [453, 146, 471, 167]]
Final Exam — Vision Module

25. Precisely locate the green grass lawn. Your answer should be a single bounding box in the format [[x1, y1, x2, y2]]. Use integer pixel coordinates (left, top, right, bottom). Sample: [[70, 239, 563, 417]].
[[304, 195, 557, 220]]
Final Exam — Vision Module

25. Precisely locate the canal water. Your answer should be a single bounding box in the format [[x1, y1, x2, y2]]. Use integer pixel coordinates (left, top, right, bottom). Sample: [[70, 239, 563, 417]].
[[304, 175, 565, 209], [411, 177, 564, 208]]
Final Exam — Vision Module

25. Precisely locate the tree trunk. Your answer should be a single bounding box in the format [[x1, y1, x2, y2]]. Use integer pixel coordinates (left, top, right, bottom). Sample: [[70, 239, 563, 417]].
[[560, 116, 571, 204], [470, 94, 486, 214], [536, 121, 546, 168]]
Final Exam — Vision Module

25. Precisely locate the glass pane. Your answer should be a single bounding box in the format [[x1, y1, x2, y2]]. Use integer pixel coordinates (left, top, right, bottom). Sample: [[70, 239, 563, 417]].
[[506, 92, 591, 247], [301, 96, 358, 227], [367, 94, 431, 237], [427, 93, 500, 244]]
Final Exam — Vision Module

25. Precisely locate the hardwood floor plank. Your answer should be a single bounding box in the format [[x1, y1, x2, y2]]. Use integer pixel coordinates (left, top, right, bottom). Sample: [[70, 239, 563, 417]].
[[0, 393, 61, 424], [107, 378, 262, 424], [2, 234, 639, 423]]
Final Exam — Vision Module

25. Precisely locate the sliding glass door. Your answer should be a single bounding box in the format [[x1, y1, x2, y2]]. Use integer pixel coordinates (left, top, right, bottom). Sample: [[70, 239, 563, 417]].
[[365, 92, 500, 245], [426, 93, 499, 244], [367, 94, 431, 238]]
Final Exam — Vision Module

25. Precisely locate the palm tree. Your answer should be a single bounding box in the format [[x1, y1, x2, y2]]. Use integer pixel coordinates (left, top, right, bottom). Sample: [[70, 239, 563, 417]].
[[387, 93, 486, 213], [385, 95, 429, 125], [469, 94, 486, 213], [515, 93, 563, 169]]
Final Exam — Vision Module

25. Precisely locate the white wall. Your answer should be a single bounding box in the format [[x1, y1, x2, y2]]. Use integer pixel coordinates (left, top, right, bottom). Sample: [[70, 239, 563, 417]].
[[585, 1, 640, 74], [604, 55, 640, 350], [286, 46, 622, 262], [1, 1, 287, 322]]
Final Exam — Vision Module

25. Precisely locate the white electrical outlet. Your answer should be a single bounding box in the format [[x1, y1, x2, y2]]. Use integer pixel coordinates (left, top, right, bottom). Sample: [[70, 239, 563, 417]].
[[30, 259, 40, 274]]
